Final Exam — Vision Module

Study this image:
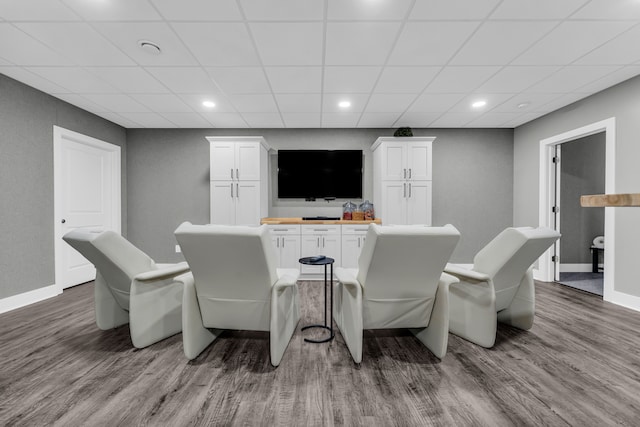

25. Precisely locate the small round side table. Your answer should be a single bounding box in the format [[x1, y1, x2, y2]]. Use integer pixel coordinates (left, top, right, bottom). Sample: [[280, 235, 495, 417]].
[[298, 256, 335, 343]]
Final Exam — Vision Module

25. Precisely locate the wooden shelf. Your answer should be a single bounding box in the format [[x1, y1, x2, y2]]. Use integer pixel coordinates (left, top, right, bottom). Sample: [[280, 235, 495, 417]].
[[580, 193, 640, 207], [261, 217, 381, 225]]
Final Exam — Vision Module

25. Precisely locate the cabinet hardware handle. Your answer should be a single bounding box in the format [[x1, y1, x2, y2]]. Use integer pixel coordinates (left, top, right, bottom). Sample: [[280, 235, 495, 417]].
[[276, 238, 279, 248], [230, 183, 233, 198], [314, 228, 329, 231], [403, 168, 406, 179], [282, 238, 285, 248], [236, 168, 239, 179], [358, 238, 360, 248], [323, 237, 325, 247], [409, 183, 412, 198], [273, 228, 289, 232], [408, 168, 412, 179], [317, 237, 320, 246], [403, 183, 406, 198], [230, 168, 233, 179], [236, 183, 239, 197]]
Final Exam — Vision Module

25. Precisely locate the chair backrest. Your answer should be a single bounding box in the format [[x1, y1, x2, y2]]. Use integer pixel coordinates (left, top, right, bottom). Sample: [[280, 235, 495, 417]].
[[473, 227, 560, 310], [356, 224, 460, 300], [62, 229, 156, 309], [174, 222, 278, 302]]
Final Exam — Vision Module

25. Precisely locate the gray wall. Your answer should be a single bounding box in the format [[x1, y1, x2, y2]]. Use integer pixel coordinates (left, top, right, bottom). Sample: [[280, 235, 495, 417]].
[[559, 133, 605, 264], [514, 74, 640, 297], [126, 127, 513, 264], [0, 73, 126, 300]]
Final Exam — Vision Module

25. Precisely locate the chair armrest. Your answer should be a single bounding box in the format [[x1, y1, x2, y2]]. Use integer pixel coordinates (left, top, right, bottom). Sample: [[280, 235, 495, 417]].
[[273, 273, 299, 292], [335, 267, 362, 290], [439, 272, 460, 287], [444, 263, 491, 283], [134, 262, 190, 282]]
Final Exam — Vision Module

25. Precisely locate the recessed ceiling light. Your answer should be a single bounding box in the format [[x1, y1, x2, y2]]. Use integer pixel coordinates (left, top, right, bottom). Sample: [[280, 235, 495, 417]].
[[338, 101, 351, 108], [202, 100, 216, 108], [517, 102, 531, 109], [138, 40, 161, 55], [471, 100, 487, 109]]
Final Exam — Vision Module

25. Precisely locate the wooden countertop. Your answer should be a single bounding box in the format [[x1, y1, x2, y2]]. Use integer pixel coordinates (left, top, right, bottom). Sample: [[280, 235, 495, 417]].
[[261, 217, 382, 225], [580, 193, 640, 207]]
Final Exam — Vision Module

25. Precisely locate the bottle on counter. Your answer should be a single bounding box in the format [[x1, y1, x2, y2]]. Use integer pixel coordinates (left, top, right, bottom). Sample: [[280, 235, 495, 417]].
[[342, 201, 356, 220], [359, 200, 375, 220]]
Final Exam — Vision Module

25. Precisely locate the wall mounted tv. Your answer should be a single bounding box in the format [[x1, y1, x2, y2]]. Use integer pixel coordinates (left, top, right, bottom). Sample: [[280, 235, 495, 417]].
[[277, 150, 363, 200]]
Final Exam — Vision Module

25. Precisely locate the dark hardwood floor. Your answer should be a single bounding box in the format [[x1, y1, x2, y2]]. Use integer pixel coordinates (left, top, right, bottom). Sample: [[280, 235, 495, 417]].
[[1, 280, 640, 426]]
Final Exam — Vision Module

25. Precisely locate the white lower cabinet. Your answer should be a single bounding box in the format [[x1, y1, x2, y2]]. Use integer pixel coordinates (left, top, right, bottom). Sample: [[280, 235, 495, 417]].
[[300, 225, 341, 275], [268, 225, 301, 270], [341, 224, 369, 269]]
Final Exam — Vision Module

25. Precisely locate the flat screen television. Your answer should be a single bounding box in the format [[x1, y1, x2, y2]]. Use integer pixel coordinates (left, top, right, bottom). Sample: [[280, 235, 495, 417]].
[[277, 150, 363, 199]]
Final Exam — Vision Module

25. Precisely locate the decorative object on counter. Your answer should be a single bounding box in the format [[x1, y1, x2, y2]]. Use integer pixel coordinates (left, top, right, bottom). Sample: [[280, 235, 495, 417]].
[[393, 127, 413, 137], [359, 200, 375, 220], [352, 207, 365, 221], [342, 201, 357, 220]]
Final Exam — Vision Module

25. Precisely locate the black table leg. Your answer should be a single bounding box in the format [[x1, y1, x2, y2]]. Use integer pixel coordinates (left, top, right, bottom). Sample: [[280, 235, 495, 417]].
[[301, 262, 335, 343]]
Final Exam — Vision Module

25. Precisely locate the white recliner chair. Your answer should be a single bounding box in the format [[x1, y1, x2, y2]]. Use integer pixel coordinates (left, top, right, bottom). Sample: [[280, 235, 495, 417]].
[[333, 224, 461, 363], [174, 222, 300, 367], [444, 227, 560, 348], [62, 229, 190, 348]]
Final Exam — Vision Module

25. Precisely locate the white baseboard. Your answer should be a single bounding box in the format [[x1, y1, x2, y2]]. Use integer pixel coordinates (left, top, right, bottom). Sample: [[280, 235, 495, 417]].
[[560, 263, 598, 273], [0, 284, 62, 314]]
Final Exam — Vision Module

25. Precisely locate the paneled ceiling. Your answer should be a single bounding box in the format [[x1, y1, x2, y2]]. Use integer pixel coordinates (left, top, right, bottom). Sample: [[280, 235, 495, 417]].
[[1, 0, 640, 129]]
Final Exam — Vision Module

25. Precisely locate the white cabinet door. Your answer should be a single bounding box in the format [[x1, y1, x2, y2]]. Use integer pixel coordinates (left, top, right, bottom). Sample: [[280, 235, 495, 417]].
[[234, 181, 261, 226], [271, 235, 281, 266], [300, 235, 321, 275], [380, 181, 407, 225], [210, 142, 236, 181], [210, 181, 235, 225], [379, 142, 406, 181], [236, 143, 261, 181], [407, 142, 432, 181], [321, 235, 341, 268], [407, 181, 432, 225], [341, 235, 361, 269], [280, 235, 301, 270]]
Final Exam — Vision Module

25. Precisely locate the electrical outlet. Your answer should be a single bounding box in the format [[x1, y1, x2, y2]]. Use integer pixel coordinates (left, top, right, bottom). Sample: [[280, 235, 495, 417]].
[[175, 244, 181, 253]]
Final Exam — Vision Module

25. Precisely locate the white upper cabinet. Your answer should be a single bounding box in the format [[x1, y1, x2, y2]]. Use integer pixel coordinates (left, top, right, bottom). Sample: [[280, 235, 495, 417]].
[[373, 137, 433, 182], [209, 137, 267, 182]]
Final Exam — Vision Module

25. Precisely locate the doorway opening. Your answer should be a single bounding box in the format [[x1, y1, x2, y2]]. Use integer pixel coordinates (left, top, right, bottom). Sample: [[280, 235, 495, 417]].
[[554, 134, 605, 296], [538, 118, 615, 301]]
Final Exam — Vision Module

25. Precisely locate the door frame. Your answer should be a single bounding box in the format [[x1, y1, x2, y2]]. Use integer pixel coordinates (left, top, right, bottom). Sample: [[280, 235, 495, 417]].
[[538, 118, 615, 300], [53, 126, 121, 292]]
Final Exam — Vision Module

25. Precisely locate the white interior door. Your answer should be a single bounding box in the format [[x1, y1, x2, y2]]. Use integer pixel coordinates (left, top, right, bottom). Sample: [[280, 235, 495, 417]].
[[54, 126, 121, 290]]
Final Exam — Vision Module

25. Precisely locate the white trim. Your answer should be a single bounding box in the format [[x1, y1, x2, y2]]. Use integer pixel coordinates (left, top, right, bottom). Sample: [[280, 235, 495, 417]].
[[0, 284, 61, 314], [53, 126, 121, 293], [559, 263, 597, 273], [538, 118, 616, 303]]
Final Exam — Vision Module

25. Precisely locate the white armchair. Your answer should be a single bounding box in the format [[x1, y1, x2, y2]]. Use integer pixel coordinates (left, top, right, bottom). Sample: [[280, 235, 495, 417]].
[[334, 224, 461, 363], [174, 222, 300, 367], [62, 229, 190, 348], [445, 227, 560, 348]]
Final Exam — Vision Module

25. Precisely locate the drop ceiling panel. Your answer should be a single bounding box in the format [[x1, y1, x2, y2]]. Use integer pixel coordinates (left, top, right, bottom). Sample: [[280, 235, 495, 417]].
[[430, 112, 481, 127], [570, 0, 640, 20], [82, 94, 149, 113], [281, 113, 321, 128], [327, 0, 413, 21], [242, 113, 284, 128], [424, 66, 501, 93], [0, 0, 80, 21], [449, 93, 515, 113], [466, 112, 523, 128], [160, 112, 212, 128], [150, 0, 242, 21], [0, 66, 69, 94], [537, 93, 591, 113], [240, 0, 324, 21], [407, 93, 466, 113], [26, 67, 117, 93], [61, 0, 162, 21], [0, 24, 71, 66], [489, 0, 588, 19], [172, 23, 260, 66], [206, 67, 270, 94], [145, 67, 220, 94], [388, 22, 481, 66], [231, 94, 278, 113], [575, 25, 640, 65], [577, 66, 640, 94], [374, 67, 440, 93], [99, 112, 144, 128], [325, 22, 402, 66], [201, 112, 248, 127], [323, 66, 381, 93], [528, 66, 620, 93], [129, 94, 193, 112], [94, 23, 199, 66], [358, 113, 402, 128], [250, 23, 323, 66], [178, 94, 235, 112], [476, 66, 560, 93], [53, 94, 110, 113], [86, 67, 169, 93], [265, 67, 322, 93], [491, 93, 561, 113], [409, 0, 500, 20], [395, 112, 441, 127], [119, 112, 176, 128], [274, 94, 321, 113], [365, 94, 416, 113], [450, 21, 557, 66], [321, 113, 361, 128], [513, 21, 634, 65], [501, 112, 543, 128]]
